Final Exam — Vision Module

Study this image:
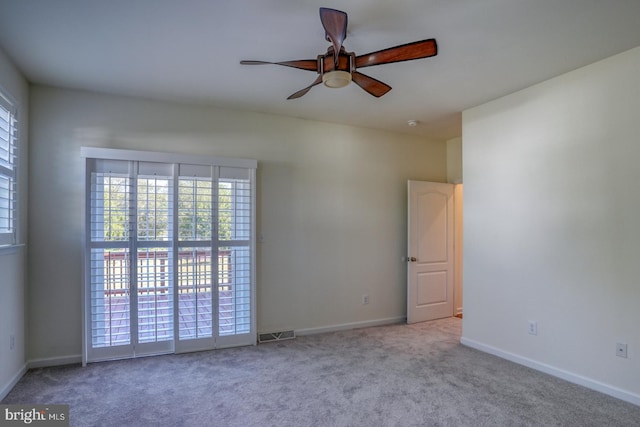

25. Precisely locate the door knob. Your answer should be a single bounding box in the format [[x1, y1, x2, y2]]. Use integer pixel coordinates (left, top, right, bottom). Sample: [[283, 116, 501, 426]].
[[408, 257, 417, 262]]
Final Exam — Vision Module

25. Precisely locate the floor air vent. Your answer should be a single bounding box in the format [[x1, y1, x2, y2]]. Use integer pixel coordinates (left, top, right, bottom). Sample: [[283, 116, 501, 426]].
[[258, 330, 296, 343]]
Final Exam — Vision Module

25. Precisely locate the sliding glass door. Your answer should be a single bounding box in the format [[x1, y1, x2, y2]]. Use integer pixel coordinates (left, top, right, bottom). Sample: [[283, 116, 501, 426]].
[[83, 149, 256, 363]]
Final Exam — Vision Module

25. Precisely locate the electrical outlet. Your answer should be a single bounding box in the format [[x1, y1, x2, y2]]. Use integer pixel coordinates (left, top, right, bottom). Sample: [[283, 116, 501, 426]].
[[616, 343, 628, 358], [362, 294, 369, 305], [10, 334, 15, 350], [528, 321, 538, 336]]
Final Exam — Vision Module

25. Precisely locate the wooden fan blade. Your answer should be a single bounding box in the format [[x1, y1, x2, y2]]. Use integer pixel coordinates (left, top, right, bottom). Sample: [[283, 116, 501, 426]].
[[287, 76, 323, 100], [351, 72, 392, 97], [319, 8, 347, 65], [355, 39, 437, 69], [240, 59, 318, 71]]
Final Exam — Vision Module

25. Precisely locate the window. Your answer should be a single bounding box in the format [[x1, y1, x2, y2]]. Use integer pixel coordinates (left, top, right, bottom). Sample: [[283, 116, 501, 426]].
[[82, 148, 257, 363], [0, 92, 18, 247]]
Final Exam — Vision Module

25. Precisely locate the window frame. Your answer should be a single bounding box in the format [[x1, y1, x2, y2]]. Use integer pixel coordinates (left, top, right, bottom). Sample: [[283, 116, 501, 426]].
[[0, 90, 19, 249]]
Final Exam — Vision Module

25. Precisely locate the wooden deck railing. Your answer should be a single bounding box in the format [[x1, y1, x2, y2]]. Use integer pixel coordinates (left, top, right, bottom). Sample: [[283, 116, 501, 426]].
[[100, 249, 232, 296]]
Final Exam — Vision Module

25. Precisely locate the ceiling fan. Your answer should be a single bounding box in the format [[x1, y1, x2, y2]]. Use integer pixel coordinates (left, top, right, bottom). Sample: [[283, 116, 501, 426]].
[[240, 7, 438, 99]]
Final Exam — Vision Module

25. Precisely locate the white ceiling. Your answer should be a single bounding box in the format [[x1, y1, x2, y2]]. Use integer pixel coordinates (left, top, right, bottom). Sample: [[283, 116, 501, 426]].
[[1, 0, 640, 141]]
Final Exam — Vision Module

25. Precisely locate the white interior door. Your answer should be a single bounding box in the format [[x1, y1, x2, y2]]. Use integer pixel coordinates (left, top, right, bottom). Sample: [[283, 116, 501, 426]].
[[407, 181, 454, 324]]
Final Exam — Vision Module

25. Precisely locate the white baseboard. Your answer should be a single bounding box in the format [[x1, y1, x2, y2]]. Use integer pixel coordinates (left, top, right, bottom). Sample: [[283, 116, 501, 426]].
[[0, 363, 27, 401], [27, 355, 82, 370], [460, 337, 640, 407], [295, 316, 405, 336]]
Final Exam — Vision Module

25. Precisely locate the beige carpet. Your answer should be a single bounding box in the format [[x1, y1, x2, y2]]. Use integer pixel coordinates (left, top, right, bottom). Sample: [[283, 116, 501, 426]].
[[4, 317, 640, 426]]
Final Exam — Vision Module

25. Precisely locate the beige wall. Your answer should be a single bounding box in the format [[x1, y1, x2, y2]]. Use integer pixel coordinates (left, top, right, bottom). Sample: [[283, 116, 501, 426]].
[[462, 46, 640, 404], [446, 137, 462, 184], [453, 184, 463, 316], [27, 85, 447, 362], [447, 136, 463, 316], [0, 47, 28, 399]]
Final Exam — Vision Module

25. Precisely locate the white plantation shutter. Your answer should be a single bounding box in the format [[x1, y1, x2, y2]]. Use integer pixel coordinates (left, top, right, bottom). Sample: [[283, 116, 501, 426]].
[[83, 148, 256, 363], [0, 95, 17, 246], [135, 165, 174, 347], [177, 165, 214, 344], [218, 169, 252, 336], [89, 166, 132, 350]]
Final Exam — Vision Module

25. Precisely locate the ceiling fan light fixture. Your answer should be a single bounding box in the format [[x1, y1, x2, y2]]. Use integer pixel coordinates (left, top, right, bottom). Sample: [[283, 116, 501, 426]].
[[240, 8, 437, 99], [322, 70, 352, 88]]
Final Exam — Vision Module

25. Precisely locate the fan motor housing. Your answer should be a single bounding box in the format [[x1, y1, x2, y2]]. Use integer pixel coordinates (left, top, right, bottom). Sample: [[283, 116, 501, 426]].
[[318, 49, 355, 74], [318, 49, 356, 88]]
